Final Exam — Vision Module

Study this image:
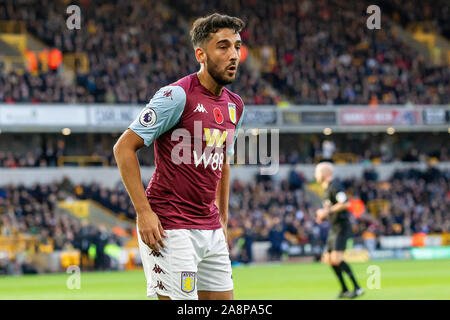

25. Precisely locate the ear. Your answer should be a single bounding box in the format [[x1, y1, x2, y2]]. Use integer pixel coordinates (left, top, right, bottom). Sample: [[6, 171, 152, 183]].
[[195, 46, 206, 64]]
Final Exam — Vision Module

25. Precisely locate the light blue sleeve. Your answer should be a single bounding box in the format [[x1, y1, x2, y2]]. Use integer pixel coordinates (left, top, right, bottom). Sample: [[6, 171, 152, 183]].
[[226, 108, 245, 157], [129, 85, 186, 146]]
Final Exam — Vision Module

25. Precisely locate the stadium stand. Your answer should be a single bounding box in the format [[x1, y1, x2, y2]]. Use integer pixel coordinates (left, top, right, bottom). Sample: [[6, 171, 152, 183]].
[[0, 0, 448, 276], [1, 131, 448, 167], [1, 0, 448, 105], [1, 166, 448, 268], [167, 0, 450, 105], [0, 0, 280, 104]]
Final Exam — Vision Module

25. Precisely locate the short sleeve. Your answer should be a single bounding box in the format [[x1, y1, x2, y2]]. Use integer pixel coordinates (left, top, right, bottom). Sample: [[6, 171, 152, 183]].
[[336, 191, 348, 203], [128, 85, 186, 146], [331, 181, 347, 204], [226, 107, 245, 157]]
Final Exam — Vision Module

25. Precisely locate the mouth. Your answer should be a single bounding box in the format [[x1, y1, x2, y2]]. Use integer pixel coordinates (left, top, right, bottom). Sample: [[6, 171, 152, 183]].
[[226, 65, 237, 73]]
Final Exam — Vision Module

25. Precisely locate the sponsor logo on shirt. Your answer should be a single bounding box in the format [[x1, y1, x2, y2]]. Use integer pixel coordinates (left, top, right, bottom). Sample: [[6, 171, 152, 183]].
[[194, 103, 207, 113], [192, 128, 228, 171]]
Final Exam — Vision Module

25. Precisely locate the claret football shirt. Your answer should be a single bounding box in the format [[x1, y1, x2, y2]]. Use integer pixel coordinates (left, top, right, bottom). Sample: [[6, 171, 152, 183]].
[[129, 73, 245, 230]]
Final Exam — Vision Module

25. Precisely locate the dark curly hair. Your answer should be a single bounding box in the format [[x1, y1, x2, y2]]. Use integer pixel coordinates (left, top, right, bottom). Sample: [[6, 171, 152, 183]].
[[190, 13, 245, 48]]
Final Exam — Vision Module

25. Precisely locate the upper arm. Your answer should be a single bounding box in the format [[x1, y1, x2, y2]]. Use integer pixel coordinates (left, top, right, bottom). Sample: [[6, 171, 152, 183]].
[[128, 85, 186, 147], [114, 128, 146, 153], [222, 160, 230, 173]]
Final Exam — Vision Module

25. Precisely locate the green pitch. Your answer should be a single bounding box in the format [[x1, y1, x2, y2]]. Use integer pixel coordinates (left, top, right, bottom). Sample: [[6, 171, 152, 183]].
[[0, 259, 449, 300]]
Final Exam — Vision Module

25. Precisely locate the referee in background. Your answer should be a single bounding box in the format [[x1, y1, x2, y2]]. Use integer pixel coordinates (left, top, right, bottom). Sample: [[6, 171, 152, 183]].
[[315, 162, 364, 299]]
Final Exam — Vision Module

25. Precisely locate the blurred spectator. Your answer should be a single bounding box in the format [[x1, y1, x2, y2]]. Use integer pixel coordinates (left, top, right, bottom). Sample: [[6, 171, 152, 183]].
[[0, 0, 448, 105], [268, 216, 286, 261]]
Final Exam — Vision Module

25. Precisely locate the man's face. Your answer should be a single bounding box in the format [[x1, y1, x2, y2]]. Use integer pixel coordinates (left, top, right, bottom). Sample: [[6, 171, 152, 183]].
[[315, 168, 323, 184], [199, 28, 242, 85]]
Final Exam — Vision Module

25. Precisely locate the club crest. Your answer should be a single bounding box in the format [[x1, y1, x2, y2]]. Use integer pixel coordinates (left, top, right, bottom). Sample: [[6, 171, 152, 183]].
[[181, 271, 196, 293], [228, 102, 236, 124]]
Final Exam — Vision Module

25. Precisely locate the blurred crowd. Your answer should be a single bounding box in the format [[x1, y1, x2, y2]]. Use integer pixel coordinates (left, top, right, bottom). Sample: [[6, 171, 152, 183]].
[[0, 179, 123, 274], [384, 0, 450, 38], [227, 166, 450, 263], [171, 0, 450, 105], [0, 0, 449, 105], [1, 132, 448, 168], [0, 0, 279, 105], [1, 166, 448, 268]]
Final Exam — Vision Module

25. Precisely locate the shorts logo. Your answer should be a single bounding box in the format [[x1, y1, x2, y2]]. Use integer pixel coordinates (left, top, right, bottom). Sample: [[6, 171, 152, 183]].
[[139, 108, 157, 127], [150, 250, 164, 258], [181, 272, 196, 293], [154, 280, 166, 291], [228, 102, 236, 124], [152, 264, 165, 274], [213, 107, 224, 124]]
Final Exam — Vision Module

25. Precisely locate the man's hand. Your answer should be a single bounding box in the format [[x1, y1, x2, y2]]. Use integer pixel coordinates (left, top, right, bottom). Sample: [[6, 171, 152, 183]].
[[316, 208, 329, 223], [137, 210, 166, 252]]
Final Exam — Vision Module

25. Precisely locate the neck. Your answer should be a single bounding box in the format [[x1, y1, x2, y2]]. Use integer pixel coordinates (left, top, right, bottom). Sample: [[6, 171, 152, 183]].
[[197, 67, 223, 96], [322, 178, 332, 190]]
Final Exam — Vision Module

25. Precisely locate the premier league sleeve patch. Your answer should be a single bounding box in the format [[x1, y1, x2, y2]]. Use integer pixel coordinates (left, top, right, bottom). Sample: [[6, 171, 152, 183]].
[[139, 108, 157, 127], [336, 191, 348, 203]]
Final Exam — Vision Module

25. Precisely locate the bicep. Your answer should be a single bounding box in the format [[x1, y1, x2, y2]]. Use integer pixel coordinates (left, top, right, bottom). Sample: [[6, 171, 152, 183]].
[[222, 160, 230, 173], [115, 129, 146, 153]]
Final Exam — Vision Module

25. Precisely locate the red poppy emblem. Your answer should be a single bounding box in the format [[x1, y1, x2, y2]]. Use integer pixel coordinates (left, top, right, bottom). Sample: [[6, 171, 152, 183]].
[[213, 107, 224, 124]]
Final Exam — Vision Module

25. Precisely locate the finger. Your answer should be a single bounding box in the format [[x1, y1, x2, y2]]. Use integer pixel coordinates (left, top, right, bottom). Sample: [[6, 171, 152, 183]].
[[146, 232, 158, 252], [140, 231, 149, 248], [142, 233, 153, 251], [158, 222, 167, 238], [154, 228, 165, 249]]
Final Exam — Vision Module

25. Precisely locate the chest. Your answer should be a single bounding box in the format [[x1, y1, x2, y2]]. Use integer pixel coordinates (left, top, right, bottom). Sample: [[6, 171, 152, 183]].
[[179, 98, 238, 141]]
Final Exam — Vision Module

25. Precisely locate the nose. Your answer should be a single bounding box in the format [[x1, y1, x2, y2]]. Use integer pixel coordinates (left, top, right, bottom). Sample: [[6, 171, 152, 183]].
[[230, 47, 239, 62]]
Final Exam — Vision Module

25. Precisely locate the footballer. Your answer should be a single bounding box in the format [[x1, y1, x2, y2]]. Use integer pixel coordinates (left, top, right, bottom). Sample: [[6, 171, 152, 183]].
[[113, 13, 245, 300]]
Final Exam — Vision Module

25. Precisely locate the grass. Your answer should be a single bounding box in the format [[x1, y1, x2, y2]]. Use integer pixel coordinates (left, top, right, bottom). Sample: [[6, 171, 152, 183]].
[[0, 259, 449, 300]]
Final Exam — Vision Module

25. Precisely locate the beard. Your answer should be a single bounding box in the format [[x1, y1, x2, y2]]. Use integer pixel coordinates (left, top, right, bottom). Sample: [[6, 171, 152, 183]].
[[206, 54, 236, 86]]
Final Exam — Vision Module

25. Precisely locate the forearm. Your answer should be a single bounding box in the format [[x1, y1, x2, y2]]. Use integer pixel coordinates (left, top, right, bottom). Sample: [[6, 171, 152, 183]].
[[328, 202, 350, 215], [113, 146, 151, 216], [216, 162, 230, 226]]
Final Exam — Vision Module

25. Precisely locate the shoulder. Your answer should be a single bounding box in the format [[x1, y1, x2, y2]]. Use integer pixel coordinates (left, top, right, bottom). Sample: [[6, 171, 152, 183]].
[[329, 180, 348, 202], [224, 87, 245, 115], [170, 73, 197, 96], [152, 84, 186, 105], [329, 179, 343, 192]]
